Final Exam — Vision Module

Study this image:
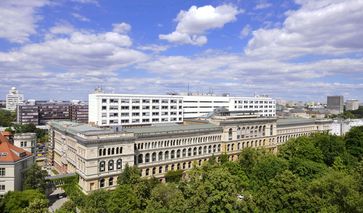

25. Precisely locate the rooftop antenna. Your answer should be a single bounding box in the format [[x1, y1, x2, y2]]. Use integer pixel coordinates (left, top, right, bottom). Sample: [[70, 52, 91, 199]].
[[187, 83, 190, 95]]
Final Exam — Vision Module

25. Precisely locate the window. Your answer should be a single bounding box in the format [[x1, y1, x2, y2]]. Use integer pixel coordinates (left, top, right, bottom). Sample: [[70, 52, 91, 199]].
[[0, 185, 5, 191], [0, 168, 5, 176], [100, 179, 105, 188], [116, 159, 122, 169], [109, 177, 114, 186], [108, 160, 114, 171], [99, 161, 105, 172]]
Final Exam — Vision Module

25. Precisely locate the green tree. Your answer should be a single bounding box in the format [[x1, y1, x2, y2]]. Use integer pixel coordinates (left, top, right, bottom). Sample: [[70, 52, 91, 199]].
[[117, 164, 141, 185], [345, 126, 363, 160], [82, 190, 110, 213], [107, 184, 141, 213], [313, 134, 346, 166], [55, 200, 77, 213], [23, 164, 48, 193], [0, 109, 16, 127], [238, 148, 264, 175], [145, 183, 187, 213], [22, 198, 49, 213], [255, 170, 316, 212], [165, 170, 183, 183], [308, 170, 363, 212], [1, 190, 46, 213]]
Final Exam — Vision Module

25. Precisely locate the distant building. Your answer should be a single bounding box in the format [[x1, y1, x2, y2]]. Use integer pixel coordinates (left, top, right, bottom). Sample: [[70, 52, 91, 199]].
[[330, 119, 363, 136], [0, 133, 34, 197], [6, 87, 24, 111], [346, 99, 360, 111], [17, 101, 88, 125], [0, 100, 6, 109], [327, 96, 344, 114]]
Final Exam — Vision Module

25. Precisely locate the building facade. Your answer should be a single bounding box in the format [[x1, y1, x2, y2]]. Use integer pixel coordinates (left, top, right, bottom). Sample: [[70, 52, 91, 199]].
[[89, 93, 184, 128], [330, 119, 363, 136], [49, 110, 331, 194], [0, 133, 34, 197], [6, 87, 24, 111], [327, 96, 344, 114], [17, 101, 88, 125], [346, 99, 360, 111]]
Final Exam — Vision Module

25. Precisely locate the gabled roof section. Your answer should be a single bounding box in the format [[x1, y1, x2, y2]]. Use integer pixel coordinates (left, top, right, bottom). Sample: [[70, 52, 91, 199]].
[[0, 133, 32, 162]]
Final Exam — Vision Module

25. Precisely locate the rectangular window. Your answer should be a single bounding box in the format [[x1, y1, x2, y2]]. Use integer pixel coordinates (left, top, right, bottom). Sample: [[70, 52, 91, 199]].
[[0, 185, 5, 191], [0, 168, 5, 176]]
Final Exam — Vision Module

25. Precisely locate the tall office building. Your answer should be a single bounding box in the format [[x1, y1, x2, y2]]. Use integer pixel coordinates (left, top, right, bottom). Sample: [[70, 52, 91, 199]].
[[327, 96, 344, 114], [346, 99, 360, 111], [6, 87, 24, 111]]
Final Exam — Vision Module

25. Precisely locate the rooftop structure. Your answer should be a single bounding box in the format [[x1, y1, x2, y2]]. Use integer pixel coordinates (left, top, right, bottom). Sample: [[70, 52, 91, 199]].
[[6, 87, 24, 111]]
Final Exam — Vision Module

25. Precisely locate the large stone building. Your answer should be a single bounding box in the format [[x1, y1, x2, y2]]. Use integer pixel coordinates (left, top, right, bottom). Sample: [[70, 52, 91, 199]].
[[6, 87, 24, 111], [0, 133, 34, 197], [48, 110, 331, 194]]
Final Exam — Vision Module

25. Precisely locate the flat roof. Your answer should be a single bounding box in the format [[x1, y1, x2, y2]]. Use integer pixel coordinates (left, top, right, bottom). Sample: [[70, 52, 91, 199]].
[[277, 118, 316, 126], [48, 120, 114, 136]]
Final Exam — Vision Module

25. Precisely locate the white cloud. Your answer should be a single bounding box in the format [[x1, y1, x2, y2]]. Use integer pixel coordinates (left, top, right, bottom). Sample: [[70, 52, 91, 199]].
[[72, 12, 90, 22], [254, 2, 272, 10], [240, 25, 251, 38], [138, 44, 169, 53], [0, 0, 48, 43], [112, 23, 131, 34], [246, 0, 363, 58], [159, 5, 240, 45]]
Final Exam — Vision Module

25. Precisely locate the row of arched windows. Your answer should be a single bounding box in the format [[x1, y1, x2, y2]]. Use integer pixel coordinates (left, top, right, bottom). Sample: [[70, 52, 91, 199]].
[[226, 139, 266, 151], [143, 158, 212, 176], [99, 159, 122, 172], [136, 135, 221, 150], [276, 132, 311, 143], [99, 147, 123, 156], [99, 177, 114, 188], [137, 144, 221, 164], [228, 125, 272, 140]]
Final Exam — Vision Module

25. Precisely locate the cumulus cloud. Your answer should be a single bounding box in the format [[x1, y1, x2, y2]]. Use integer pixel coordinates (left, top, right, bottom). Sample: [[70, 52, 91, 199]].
[[112, 22, 131, 34], [240, 25, 251, 38], [0, 0, 49, 43], [246, 0, 363, 58], [159, 5, 240, 45]]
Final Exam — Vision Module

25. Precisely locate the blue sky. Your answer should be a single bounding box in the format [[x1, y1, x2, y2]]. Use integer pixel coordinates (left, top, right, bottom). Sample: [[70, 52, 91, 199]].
[[0, 0, 362, 102]]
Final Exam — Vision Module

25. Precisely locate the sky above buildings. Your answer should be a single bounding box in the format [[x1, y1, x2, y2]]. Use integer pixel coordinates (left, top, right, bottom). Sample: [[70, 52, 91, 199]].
[[0, 0, 362, 102]]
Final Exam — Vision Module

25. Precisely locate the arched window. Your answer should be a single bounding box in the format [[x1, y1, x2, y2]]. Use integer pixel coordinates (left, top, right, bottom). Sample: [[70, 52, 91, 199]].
[[159, 166, 163, 173], [188, 161, 192, 168], [99, 161, 105, 172], [183, 162, 186, 169], [111, 148, 115, 155], [103, 149, 106, 156], [100, 178, 105, 188], [99, 149, 102, 156], [193, 147, 197, 155], [109, 177, 114, 186], [145, 168, 149, 176], [270, 125, 273, 136], [171, 150, 175, 159], [108, 148, 111, 155], [217, 144, 221, 152], [213, 145, 216, 152], [208, 145, 212, 153], [116, 159, 122, 169], [158, 151, 163, 161], [203, 146, 207, 153], [145, 153, 150, 163], [165, 151, 169, 160], [152, 152, 157, 162], [182, 149, 186, 157], [228, 128, 233, 140], [177, 149, 181, 158], [108, 160, 114, 171], [138, 154, 143, 164], [152, 167, 156, 175], [198, 146, 202, 155], [188, 148, 192, 156], [116, 147, 119, 154], [227, 144, 230, 151], [120, 147, 123, 153]]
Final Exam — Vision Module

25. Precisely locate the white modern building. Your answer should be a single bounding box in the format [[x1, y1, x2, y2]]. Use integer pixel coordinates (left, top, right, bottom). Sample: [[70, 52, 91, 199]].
[[346, 99, 360, 111], [89, 91, 183, 128], [182, 94, 276, 118], [6, 87, 24, 111], [89, 90, 276, 128]]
